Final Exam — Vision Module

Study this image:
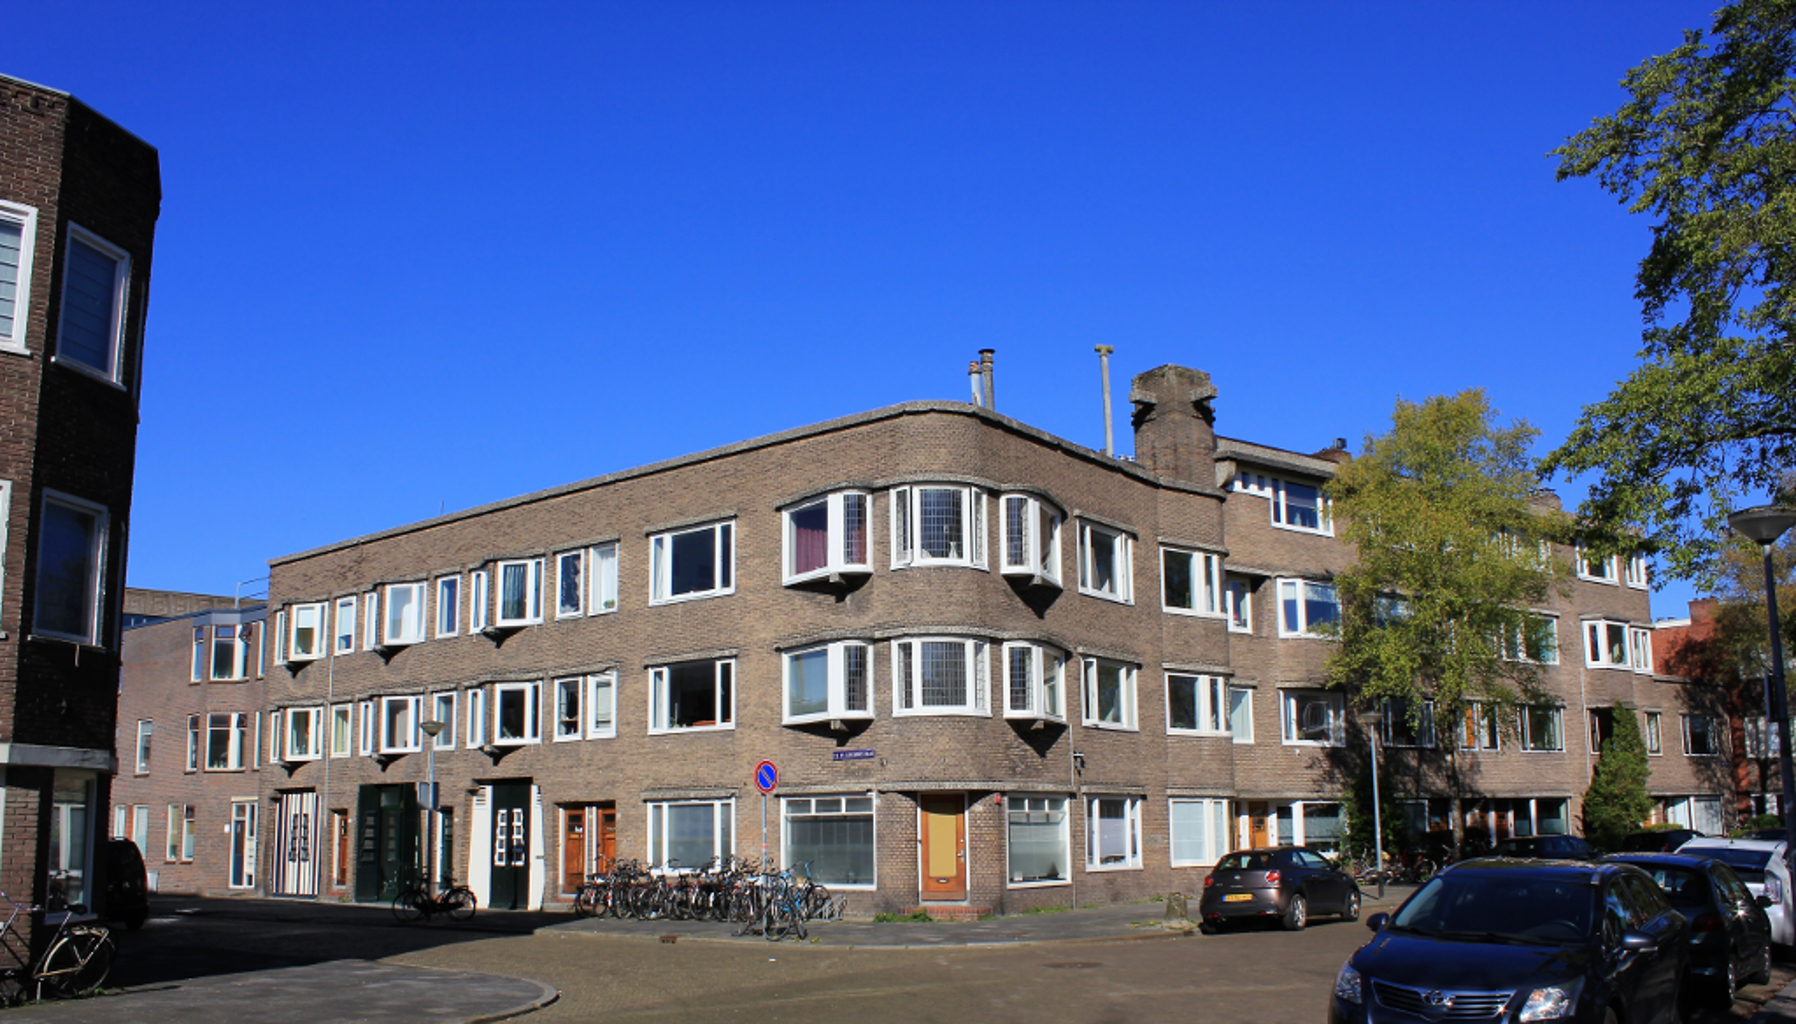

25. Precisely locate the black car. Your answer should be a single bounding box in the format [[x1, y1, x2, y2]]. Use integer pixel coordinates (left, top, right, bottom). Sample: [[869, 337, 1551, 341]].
[[1605, 853, 1773, 1006], [1614, 828, 1705, 854], [1488, 834, 1595, 860], [1329, 859, 1688, 1024], [104, 838, 149, 930], [1198, 846, 1360, 931]]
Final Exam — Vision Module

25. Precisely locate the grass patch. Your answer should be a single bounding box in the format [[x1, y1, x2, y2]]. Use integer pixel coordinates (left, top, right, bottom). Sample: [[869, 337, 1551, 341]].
[[872, 910, 935, 923]]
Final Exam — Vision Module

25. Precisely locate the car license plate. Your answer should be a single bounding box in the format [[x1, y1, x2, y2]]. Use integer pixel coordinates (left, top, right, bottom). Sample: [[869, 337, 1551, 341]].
[[1223, 893, 1252, 903]]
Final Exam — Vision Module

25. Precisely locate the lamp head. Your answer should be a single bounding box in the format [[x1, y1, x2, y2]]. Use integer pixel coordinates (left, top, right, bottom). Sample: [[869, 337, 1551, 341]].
[[420, 719, 445, 738], [1729, 506, 1796, 546], [1356, 709, 1385, 727]]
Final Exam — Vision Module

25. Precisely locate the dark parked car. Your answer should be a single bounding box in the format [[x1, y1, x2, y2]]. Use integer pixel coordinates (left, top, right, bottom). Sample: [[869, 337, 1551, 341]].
[[1329, 859, 1689, 1024], [1605, 852, 1773, 1006], [104, 838, 149, 930], [1488, 834, 1595, 860], [1615, 828, 1705, 854], [1199, 846, 1360, 931]]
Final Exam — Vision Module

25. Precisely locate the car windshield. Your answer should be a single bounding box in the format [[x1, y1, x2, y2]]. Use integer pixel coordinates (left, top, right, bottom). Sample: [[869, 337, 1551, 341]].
[[1391, 873, 1596, 945], [1215, 852, 1277, 871], [1641, 867, 1708, 907], [1684, 846, 1774, 883]]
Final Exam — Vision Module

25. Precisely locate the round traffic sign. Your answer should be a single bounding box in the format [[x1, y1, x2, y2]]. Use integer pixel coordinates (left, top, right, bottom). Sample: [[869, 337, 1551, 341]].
[[754, 760, 778, 794]]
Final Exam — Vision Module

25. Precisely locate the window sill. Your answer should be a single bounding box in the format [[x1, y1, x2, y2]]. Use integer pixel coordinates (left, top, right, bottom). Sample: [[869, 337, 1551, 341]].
[[891, 560, 987, 572], [1006, 878, 1071, 889], [202, 767, 249, 773], [1520, 748, 1565, 754], [1276, 632, 1336, 641], [555, 610, 584, 621], [1081, 721, 1138, 732], [51, 352, 127, 391], [1162, 606, 1224, 619], [1001, 567, 1062, 589], [785, 712, 875, 727], [648, 724, 736, 735], [1003, 712, 1067, 725], [552, 732, 584, 743], [489, 739, 541, 748], [1281, 740, 1341, 748], [586, 731, 618, 741], [1227, 624, 1253, 635], [785, 565, 873, 586], [1270, 522, 1333, 537], [1076, 588, 1133, 606], [893, 708, 990, 719], [1167, 728, 1231, 738], [1084, 863, 1143, 873], [648, 589, 734, 607], [490, 619, 542, 631], [1576, 575, 1620, 586]]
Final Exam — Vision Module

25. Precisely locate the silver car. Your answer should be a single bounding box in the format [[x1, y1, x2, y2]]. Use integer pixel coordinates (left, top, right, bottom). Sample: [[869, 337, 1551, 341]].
[[1678, 838, 1793, 945]]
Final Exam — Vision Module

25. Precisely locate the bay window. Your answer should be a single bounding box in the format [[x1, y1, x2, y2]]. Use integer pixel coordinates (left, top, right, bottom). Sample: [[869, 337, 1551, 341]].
[[1583, 619, 1634, 669], [784, 796, 874, 887], [1086, 796, 1142, 870], [1080, 657, 1137, 730], [650, 521, 735, 603], [1161, 548, 1221, 616], [999, 493, 1061, 584], [783, 641, 873, 724], [1167, 673, 1229, 735], [784, 491, 871, 583], [1006, 796, 1069, 886], [890, 485, 986, 569], [649, 659, 734, 732], [892, 637, 988, 716], [1076, 520, 1133, 602], [383, 581, 427, 645], [1002, 641, 1065, 722], [1277, 578, 1339, 638], [495, 559, 544, 626], [1280, 689, 1344, 746]]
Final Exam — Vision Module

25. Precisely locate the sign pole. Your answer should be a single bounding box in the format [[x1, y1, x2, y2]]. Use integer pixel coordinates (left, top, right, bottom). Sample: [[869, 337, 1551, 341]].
[[753, 760, 778, 869], [761, 793, 768, 867]]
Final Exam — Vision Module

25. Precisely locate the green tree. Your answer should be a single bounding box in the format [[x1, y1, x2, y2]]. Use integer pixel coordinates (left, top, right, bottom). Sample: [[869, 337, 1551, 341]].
[[1582, 701, 1655, 851], [1540, 0, 1796, 584]]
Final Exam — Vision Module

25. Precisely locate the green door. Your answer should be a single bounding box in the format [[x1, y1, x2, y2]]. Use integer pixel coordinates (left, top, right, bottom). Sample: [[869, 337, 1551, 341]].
[[354, 785, 420, 903]]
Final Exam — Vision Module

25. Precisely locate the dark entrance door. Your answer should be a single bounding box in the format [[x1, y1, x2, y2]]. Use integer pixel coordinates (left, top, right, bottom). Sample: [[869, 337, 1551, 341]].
[[490, 782, 530, 910], [355, 784, 420, 903]]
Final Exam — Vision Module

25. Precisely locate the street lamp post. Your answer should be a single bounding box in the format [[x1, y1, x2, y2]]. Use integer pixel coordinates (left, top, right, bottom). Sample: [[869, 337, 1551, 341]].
[[1357, 708, 1386, 901], [1727, 506, 1796, 873], [420, 719, 446, 898]]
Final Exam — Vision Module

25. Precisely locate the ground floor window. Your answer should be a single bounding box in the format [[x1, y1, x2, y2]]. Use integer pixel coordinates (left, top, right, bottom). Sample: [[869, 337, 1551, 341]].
[[1086, 796, 1141, 870], [1664, 795, 1724, 835], [1006, 796, 1069, 886], [1169, 798, 1230, 867], [784, 796, 874, 887], [648, 799, 733, 869], [48, 771, 95, 908], [1271, 800, 1342, 852], [1463, 797, 1570, 843]]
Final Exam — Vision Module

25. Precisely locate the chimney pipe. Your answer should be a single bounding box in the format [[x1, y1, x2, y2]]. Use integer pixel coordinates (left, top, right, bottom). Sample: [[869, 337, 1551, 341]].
[[968, 361, 984, 406], [979, 349, 995, 411], [1096, 345, 1115, 457]]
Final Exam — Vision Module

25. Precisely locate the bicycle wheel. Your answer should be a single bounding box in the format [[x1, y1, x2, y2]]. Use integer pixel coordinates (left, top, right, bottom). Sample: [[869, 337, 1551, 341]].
[[572, 883, 597, 919], [41, 927, 114, 998], [392, 887, 424, 924], [447, 887, 477, 922], [803, 885, 832, 921]]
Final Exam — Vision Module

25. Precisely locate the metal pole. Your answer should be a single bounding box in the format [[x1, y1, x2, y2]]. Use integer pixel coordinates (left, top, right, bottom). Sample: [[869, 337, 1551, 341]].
[[761, 793, 768, 868], [1759, 544, 1795, 868], [425, 740, 437, 898], [1369, 731, 1385, 901], [1095, 346, 1115, 457]]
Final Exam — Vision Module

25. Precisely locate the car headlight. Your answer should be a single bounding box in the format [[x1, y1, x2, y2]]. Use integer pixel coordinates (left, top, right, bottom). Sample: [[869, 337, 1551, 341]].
[[1333, 963, 1363, 1005], [1518, 980, 1582, 1022]]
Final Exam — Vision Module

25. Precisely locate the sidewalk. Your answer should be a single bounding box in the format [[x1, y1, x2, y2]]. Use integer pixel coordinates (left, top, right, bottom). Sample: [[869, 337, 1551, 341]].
[[1753, 977, 1796, 1024]]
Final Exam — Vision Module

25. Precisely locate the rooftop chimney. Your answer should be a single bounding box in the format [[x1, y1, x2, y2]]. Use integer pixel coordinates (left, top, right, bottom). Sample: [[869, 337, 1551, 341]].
[[979, 349, 995, 411], [1129, 365, 1218, 486], [968, 361, 984, 406]]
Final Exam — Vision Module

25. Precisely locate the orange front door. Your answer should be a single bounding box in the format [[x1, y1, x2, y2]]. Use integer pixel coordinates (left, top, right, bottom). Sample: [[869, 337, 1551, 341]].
[[563, 810, 586, 892], [918, 794, 967, 901], [1248, 802, 1271, 848], [596, 805, 616, 870]]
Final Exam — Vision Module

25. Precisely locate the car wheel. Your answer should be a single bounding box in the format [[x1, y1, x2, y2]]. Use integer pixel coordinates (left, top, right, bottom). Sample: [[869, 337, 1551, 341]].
[[1712, 960, 1738, 1009], [1749, 944, 1773, 986], [1282, 894, 1307, 931], [1340, 892, 1360, 922]]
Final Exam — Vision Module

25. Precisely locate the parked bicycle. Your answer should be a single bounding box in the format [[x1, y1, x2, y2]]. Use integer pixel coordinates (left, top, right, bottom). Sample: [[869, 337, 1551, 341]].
[[0, 890, 114, 1004], [392, 877, 477, 924]]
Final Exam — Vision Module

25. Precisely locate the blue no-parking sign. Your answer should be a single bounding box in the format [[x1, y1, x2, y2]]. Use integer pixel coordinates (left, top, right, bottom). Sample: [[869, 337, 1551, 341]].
[[754, 760, 778, 794]]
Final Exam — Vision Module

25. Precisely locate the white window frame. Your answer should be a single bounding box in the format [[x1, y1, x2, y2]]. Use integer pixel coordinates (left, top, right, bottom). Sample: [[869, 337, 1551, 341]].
[[362, 591, 378, 650], [204, 712, 249, 771], [1269, 477, 1332, 535], [469, 570, 490, 632], [356, 701, 374, 756], [553, 676, 584, 741], [647, 799, 735, 868], [379, 695, 422, 753], [186, 714, 201, 772], [555, 549, 585, 619], [134, 720, 152, 774], [1224, 577, 1252, 633], [284, 706, 324, 762], [1085, 795, 1143, 871], [1460, 703, 1500, 751], [273, 609, 287, 664], [0, 200, 40, 353], [586, 672, 617, 739], [334, 596, 356, 654], [1683, 714, 1722, 758], [589, 543, 619, 614], [782, 794, 877, 888], [1160, 547, 1221, 617], [649, 659, 736, 733], [383, 581, 427, 646], [891, 637, 990, 718], [889, 485, 987, 570], [1227, 685, 1254, 744], [435, 575, 460, 637], [492, 681, 542, 746], [1381, 698, 1437, 748], [329, 704, 353, 758], [1276, 578, 1340, 639], [1583, 618, 1636, 669], [54, 223, 130, 386], [1521, 705, 1565, 752], [493, 558, 544, 626], [1001, 641, 1065, 723], [1168, 797, 1232, 868], [784, 491, 873, 584], [1624, 553, 1649, 589], [465, 687, 487, 748], [1500, 614, 1560, 665], [1166, 673, 1229, 736], [998, 493, 1062, 584], [1004, 795, 1070, 888], [286, 602, 326, 662], [1080, 657, 1138, 731], [1629, 626, 1654, 673], [1075, 520, 1134, 603], [1645, 710, 1664, 756], [783, 641, 875, 725], [650, 521, 736, 604], [1279, 689, 1344, 747], [1576, 546, 1619, 584], [190, 626, 205, 682], [429, 692, 456, 750], [31, 489, 108, 644]]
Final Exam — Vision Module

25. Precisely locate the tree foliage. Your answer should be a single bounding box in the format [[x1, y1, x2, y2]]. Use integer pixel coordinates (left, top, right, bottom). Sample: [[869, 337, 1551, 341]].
[[1540, 0, 1796, 584], [1582, 701, 1655, 851], [1325, 390, 1570, 717]]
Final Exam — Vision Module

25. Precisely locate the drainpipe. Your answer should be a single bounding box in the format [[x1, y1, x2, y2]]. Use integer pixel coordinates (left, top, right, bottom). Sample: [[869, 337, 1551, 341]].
[[979, 349, 995, 411], [1095, 346, 1115, 457]]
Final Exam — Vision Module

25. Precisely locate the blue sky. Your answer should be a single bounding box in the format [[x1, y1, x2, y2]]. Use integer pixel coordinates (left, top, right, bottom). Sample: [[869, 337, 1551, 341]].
[[11, 1, 1727, 618]]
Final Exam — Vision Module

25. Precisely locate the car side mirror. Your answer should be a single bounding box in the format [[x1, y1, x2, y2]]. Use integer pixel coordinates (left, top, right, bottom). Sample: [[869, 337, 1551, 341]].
[[1619, 929, 1657, 952], [1366, 912, 1389, 933], [1758, 894, 1775, 909]]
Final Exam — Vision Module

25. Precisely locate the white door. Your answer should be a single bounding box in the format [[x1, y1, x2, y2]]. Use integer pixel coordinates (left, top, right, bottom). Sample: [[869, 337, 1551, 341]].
[[230, 801, 258, 889]]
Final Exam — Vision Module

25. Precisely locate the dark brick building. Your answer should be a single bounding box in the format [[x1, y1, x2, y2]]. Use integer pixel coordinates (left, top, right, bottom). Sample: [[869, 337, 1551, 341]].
[[0, 73, 161, 936]]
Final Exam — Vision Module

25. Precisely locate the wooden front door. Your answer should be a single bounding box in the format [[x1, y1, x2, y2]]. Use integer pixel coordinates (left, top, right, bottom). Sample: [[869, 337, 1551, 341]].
[[563, 809, 586, 893], [918, 794, 967, 901], [1247, 801, 1271, 848], [596, 804, 616, 870], [332, 811, 350, 888]]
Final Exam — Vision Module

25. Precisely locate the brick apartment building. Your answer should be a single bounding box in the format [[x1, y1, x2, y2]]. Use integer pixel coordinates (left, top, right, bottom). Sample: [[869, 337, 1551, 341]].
[[165, 360, 1718, 916], [0, 73, 161, 937]]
